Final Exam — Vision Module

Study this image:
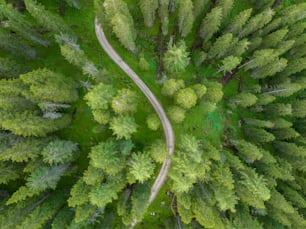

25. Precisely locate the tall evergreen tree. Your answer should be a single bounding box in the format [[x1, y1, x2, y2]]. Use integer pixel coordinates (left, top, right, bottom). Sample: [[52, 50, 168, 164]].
[[158, 0, 170, 35], [139, 0, 158, 27], [224, 8, 253, 35], [177, 0, 194, 37], [199, 7, 223, 42]]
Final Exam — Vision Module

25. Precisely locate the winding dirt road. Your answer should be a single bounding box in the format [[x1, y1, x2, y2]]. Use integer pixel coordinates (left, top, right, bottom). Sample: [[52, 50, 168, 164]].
[[94, 18, 175, 204]]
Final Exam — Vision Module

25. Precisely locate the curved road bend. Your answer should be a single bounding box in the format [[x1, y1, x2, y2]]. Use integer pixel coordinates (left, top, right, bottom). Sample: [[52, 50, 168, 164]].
[[94, 18, 175, 204]]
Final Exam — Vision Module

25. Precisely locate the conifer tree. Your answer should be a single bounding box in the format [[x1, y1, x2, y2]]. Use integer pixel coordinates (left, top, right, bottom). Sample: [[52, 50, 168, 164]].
[[292, 100, 306, 118], [193, 0, 210, 19], [148, 139, 168, 163], [261, 28, 288, 48], [158, 0, 170, 35], [230, 93, 257, 108], [244, 49, 280, 70], [192, 50, 207, 67], [0, 162, 23, 185], [0, 28, 36, 59], [263, 83, 302, 97], [244, 118, 274, 128], [139, 0, 158, 27], [199, 7, 223, 42], [224, 8, 253, 35], [41, 140, 78, 165], [191, 84, 207, 98], [111, 13, 137, 53], [219, 56, 242, 73], [65, 0, 82, 9], [244, 127, 275, 143], [231, 139, 263, 162], [127, 152, 155, 184], [89, 140, 125, 175], [239, 8, 274, 38], [85, 83, 116, 110], [112, 89, 138, 114], [163, 41, 190, 73], [278, 3, 306, 26], [24, 0, 74, 36], [236, 168, 271, 209], [208, 33, 233, 59], [256, 93, 276, 105], [270, 118, 292, 129], [177, 0, 194, 37], [264, 103, 292, 117], [0, 57, 24, 78], [250, 58, 287, 79], [109, 115, 138, 140], [281, 57, 306, 77], [216, 0, 234, 23]]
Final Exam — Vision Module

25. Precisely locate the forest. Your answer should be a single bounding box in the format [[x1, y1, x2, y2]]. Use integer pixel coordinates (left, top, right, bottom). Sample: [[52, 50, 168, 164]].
[[0, 0, 305, 228]]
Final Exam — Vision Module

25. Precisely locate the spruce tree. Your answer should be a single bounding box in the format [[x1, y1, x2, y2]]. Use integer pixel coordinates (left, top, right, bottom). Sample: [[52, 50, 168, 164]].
[[224, 8, 253, 35], [239, 8, 274, 38], [199, 7, 223, 42], [177, 0, 194, 37], [109, 115, 138, 140], [139, 0, 158, 27], [158, 0, 170, 35], [208, 33, 233, 59]]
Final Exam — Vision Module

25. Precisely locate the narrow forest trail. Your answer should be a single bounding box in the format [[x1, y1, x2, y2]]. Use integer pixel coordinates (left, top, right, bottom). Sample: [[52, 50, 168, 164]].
[[94, 18, 175, 205]]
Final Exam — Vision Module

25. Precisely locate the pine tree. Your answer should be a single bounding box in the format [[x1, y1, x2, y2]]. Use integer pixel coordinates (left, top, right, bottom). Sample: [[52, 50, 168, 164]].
[[270, 118, 292, 129], [226, 38, 250, 56], [244, 127, 275, 143], [177, 0, 194, 37], [231, 139, 263, 162], [67, 179, 91, 207], [24, 0, 74, 36], [216, 0, 234, 23], [163, 41, 190, 73], [292, 100, 306, 118], [17, 192, 66, 229], [264, 103, 292, 117], [111, 89, 138, 114], [256, 94, 276, 105], [244, 118, 274, 128], [0, 28, 36, 59], [250, 58, 287, 79], [161, 79, 185, 97], [224, 8, 253, 35], [51, 207, 74, 229], [89, 183, 119, 208], [148, 139, 168, 163], [167, 105, 186, 123], [0, 138, 46, 163], [193, 0, 210, 19], [85, 83, 116, 110], [239, 8, 274, 38], [236, 168, 270, 209], [26, 164, 69, 192], [127, 152, 155, 184], [278, 3, 306, 26], [175, 88, 198, 109], [111, 13, 137, 53], [244, 49, 280, 70], [139, 0, 158, 27], [261, 28, 288, 48], [0, 111, 71, 137], [109, 115, 138, 140], [199, 7, 223, 42], [281, 57, 306, 77], [158, 0, 170, 35], [230, 93, 257, 108], [89, 140, 125, 175], [263, 83, 302, 97], [83, 166, 105, 186], [41, 140, 78, 165], [208, 33, 233, 59], [271, 128, 300, 140], [0, 162, 23, 185], [20, 69, 78, 103], [130, 183, 150, 223], [192, 50, 207, 67], [0, 57, 24, 78], [219, 56, 242, 73]]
